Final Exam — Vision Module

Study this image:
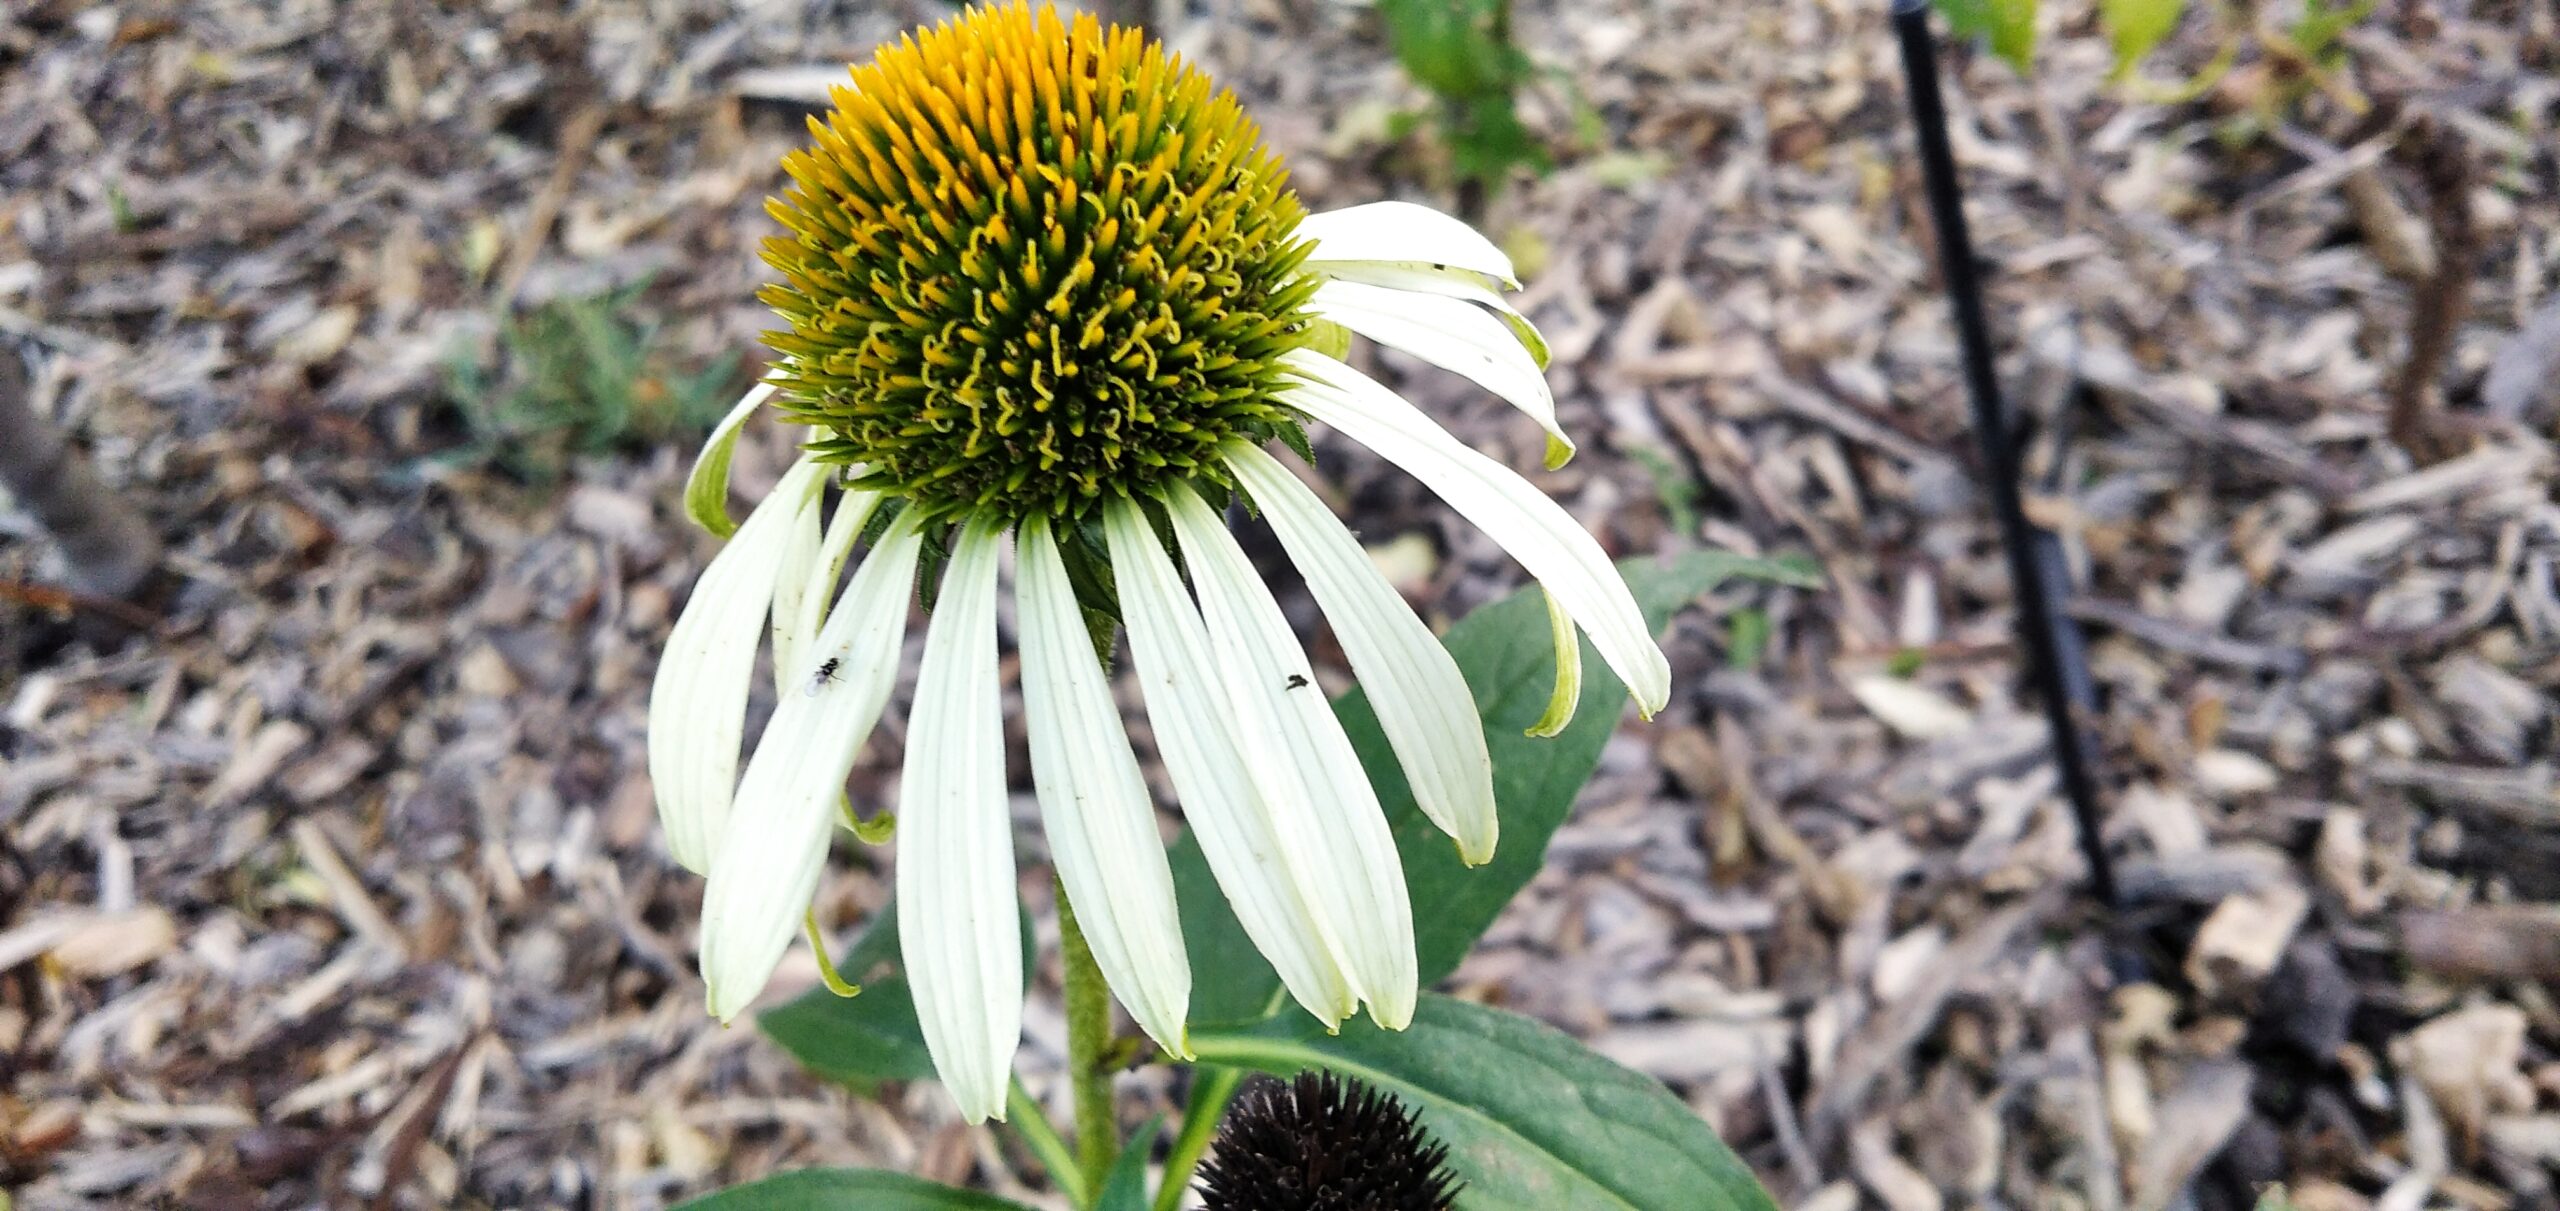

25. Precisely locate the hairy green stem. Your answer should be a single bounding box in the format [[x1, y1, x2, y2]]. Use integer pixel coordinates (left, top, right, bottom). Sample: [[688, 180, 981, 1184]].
[[1153, 1064, 1243, 1211], [1007, 1079, 1089, 1208], [1059, 884, 1119, 1203]]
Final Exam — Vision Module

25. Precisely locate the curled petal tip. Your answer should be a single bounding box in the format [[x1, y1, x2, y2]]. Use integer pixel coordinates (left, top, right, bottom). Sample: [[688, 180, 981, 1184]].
[[1634, 680, 1672, 720]]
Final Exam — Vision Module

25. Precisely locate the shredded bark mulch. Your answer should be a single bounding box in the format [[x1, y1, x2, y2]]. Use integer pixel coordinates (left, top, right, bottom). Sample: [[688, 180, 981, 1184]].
[[3, 1, 2557, 1208]]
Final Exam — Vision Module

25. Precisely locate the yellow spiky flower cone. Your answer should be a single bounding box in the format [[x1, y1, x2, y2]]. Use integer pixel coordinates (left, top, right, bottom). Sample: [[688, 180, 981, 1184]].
[[759, 2, 1317, 522]]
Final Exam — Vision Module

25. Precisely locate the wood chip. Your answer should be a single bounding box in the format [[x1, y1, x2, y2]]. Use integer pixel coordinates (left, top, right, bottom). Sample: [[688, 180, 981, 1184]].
[[2186, 882, 2311, 1001], [45, 907, 177, 979], [1846, 675, 1974, 740], [2129, 1062, 2254, 1211]]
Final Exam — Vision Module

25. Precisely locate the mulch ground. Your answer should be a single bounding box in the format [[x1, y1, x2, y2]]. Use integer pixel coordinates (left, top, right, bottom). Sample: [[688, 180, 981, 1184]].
[[3, 0, 2558, 1208]]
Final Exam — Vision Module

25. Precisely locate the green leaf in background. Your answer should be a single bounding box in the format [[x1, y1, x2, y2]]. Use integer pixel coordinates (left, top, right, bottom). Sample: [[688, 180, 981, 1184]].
[[1446, 90, 1550, 185], [676, 1169, 1035, 1211], [1725, 608, 1770, 671], [1933, 0, 2038, 72], [1377, 0, 1513, 98], [2100, 0, 2187, 76], [1174, 550, 1819, 1026], [759, 902, 1035, 1089], [1095, 1119, 1163, 1211], [1191, 994, 1778, 1211], [1375, 0, 1548, 195], [2291, 0, 2372, 62]]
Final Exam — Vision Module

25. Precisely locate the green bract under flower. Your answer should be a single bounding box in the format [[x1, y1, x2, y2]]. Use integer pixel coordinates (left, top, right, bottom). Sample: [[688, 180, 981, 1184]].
[[759, 1, 1317, 523]]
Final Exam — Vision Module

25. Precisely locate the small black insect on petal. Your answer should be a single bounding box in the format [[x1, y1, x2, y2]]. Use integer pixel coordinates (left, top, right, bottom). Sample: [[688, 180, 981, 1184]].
[[1195, 1071, 1462, 1211], [805, 655, 843, 696]]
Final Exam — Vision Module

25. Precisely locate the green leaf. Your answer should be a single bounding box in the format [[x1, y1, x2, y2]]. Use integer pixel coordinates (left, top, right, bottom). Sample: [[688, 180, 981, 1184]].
[[1373, 0, 1548, 194], [758, 975, 936, 1085], [675, 1169, 1035, 1211], [1886, 646, 1926, 679], [1724, 608, 1769, 671], [2292, 0, 2372, 60], [1933, 0, 2038, 73], [2100, 0, 2186, 76], [1095, 1119, 1163, 1211], [1377, 0, 1512, 97], [1190, 995, 1777, 1211], [1173, 550, 1817, 1025], [1445, 90, 1550, 187], [759, 902, 1035, 1089]]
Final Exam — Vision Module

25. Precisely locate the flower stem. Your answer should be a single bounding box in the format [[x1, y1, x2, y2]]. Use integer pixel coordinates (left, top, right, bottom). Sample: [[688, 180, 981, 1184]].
[[1152, 1064, 1242, 1211], [1006, 1079, 1089, 1209], [1059, 882, 1119, 1203]]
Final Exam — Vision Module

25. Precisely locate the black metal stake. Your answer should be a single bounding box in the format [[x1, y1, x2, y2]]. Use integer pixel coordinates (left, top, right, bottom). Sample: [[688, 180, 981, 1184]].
[[1890, 0, 2120, 908]]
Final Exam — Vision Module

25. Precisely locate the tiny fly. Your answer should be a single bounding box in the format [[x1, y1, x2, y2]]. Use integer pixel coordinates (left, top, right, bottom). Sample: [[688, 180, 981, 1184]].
[[1284, 673, 1309, 691], [806, 657, 843, 696]]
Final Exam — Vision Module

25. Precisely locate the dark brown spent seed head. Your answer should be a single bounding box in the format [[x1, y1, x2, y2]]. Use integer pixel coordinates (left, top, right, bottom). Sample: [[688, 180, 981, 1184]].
[[1195, 1071, 1462, 1211]]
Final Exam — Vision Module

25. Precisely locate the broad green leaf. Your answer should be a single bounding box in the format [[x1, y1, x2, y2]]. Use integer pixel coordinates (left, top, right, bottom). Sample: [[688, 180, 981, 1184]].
[[759, 902, 1035, 1088], [759, 976, 937, 1085], [1934, 0, 2039, 73], [1095, 1119, 1163, 1211], [676, 1169, 1034, 1210], [1174, 551, 1817, 1025], [2100, 0, 2187, 76], [1190, 994, 1777, 1211]]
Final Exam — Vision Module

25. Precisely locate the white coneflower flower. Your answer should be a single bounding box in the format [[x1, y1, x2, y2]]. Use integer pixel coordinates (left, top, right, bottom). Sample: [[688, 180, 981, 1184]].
[[648, 1, 1669, 1124]]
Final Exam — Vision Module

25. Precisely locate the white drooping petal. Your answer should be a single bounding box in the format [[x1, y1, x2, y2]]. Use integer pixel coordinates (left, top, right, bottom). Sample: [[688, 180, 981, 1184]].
[[1225, 443, 1497, 866], [771, 489, 877, 693], [683, 381, 777, 537], [697, 512, 922, 1020], [1161, 485, 1417, 1030], [1306, 262, 1550, 370], [766, 487, 824, 692], [650, 457, 829, 875], [1295, 201, 1521, 289], [1283, 349, 1670, 717], [1310, 278, 1574, 469], [1016, 517, 1193, 1059], [1103, 500, 1359, 1027], [896, 519, 1021, 1124]]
